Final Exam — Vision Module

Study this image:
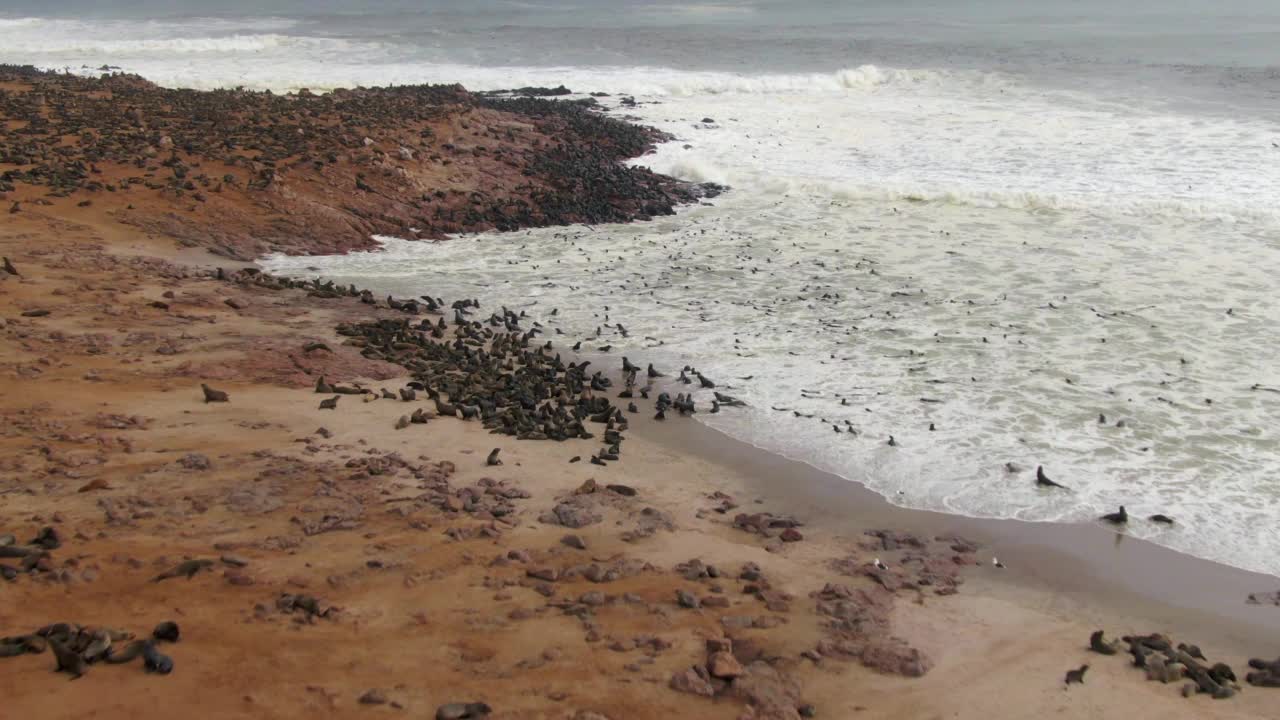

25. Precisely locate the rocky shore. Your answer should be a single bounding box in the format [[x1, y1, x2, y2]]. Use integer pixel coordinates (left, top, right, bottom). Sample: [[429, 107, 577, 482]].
[[0, 66, 717, 260], [2, 69, 1278, 720]]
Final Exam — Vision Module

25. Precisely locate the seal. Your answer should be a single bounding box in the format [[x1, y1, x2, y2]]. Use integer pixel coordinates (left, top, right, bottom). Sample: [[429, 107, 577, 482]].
[[1100, 506, 1128, 525], [1063, 664, 1088, 687], [1089, 630, 1119, 655], [153, 621, 180, 643], [152, 559, 215, 582], [319, 395, 339, 410], [80, 629, 112, 663], [142, 641, 174, 674], [200, 383, 229, 403], [1149, 514, 1175, 524], [49, 636, 87, 679], [486, 448, 502, 466], [1035, 466, 1067, 489], [104, 640, 146, 665]]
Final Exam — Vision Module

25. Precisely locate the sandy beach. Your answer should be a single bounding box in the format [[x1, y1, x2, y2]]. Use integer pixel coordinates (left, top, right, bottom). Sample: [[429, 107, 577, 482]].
[[3, 69, 1280, 720]]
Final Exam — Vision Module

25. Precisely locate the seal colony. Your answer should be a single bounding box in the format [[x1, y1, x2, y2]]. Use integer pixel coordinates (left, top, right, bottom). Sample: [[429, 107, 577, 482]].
[[0, 65, 721, 260], [2, 67, 1279, 720]]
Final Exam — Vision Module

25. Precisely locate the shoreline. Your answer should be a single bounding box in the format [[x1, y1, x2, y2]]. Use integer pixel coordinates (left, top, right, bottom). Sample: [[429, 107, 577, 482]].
[[632, 412, 1280, 649], [4, 70, 1280, 719]]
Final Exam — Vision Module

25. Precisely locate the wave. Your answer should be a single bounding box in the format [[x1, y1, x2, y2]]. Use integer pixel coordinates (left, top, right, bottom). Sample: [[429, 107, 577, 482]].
[[657, 163, 1280, 224], [0, 33, 350, 56]]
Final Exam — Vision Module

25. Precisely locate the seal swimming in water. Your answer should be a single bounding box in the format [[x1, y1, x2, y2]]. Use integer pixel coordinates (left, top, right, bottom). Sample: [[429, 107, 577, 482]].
[[1063, 664, 1088, 687], [200, 384, 229, 403], [49, 637, 86, 678], [1035, 466, 1067, 489], [1100, 506, 1128, 525], [1149, 514, 1175, 525], [318, 395, 339, 410], [152, 559, 214, 582]]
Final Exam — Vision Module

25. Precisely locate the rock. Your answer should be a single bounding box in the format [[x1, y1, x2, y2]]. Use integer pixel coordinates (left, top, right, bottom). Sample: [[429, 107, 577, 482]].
[[398, 146, 414, 161], [435, 702, 492, 719], [221, 553, 249, 567], [358, 689, 388, 705], [77, 478, 111, 492], [676, 589, 700, 609], [177, 453, 212, 470], [527, 567, 559, 582], [573, 712, 611, 720], [728, 662, 804, 720], [224, 298, 248, 310], [702, 596, 730, 608], [859, 640, 932, 677], [560, 534, 587, 550], [780, 528, 803, 542], [669, 666, 715, 697], [708, 651, 746, 679], [605, 484, 637, 497], [550, 502, 602, 529], [579, 591, 606, 606]]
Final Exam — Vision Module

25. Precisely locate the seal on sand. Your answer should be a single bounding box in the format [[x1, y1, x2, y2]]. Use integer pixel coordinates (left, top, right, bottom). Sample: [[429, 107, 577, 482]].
[[486, 448, 502, 466], [319, 395, 339, 410], [200, 384, 229, 403], [152, 559, 214, 582], [49, 637, 86, 678], [142, 641, 174, 674], [1089, 630, 1119, 655], [152, 622, 180, 643], [1064, 664, 1088, 687]]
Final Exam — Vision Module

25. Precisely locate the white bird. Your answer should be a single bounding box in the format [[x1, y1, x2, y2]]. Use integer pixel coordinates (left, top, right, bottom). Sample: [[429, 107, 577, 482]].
[[992, 557, 1005, 569], [873, 558, 888, 571]]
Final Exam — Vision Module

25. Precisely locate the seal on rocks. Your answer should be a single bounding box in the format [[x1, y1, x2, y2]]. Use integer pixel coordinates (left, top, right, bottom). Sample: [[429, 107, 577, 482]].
[[200, 384, 229, 403]]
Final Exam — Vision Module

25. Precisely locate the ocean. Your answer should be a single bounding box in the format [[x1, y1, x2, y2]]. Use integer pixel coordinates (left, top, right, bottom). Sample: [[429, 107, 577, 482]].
[[4, 1, 1278, 576]]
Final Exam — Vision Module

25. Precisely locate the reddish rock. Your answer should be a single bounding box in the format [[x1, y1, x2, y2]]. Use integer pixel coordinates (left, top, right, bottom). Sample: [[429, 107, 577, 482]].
[[708, 651, 745, 679], [780, 528, 803, 542], [669, 666, 715, 697]]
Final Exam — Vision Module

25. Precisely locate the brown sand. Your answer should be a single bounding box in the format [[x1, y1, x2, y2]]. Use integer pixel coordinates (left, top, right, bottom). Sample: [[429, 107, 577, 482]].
[[3, 194, 1279, 720]]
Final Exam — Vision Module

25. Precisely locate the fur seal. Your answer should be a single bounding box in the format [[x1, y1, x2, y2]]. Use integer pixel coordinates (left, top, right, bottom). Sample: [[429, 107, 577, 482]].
[[152, 559, 214, 582], [400, 387, 416, 402], [80, 629, 112, 663], [1035, 466, 1067, 489], [486, 448, 502, 466], [1064, 664, 1088, 686], [1177, 643, 1205, 661], [1149, 514, 1175, 525], [31, 526, 60, 550], [152, 622, 180, 643], [1089, 630, 1119, 655], [142, 641, 174, 674], [315, 376, 333, 393], [104, 640, 146, 665], [435, 702, 492, 720], [395, 415, 410, 429], [319, 395, 339, 410], [49, 637, 86, 678], [200, 384, 229, 403], [2, 256, 18, 276], [1100, 506, 1128, 525]]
